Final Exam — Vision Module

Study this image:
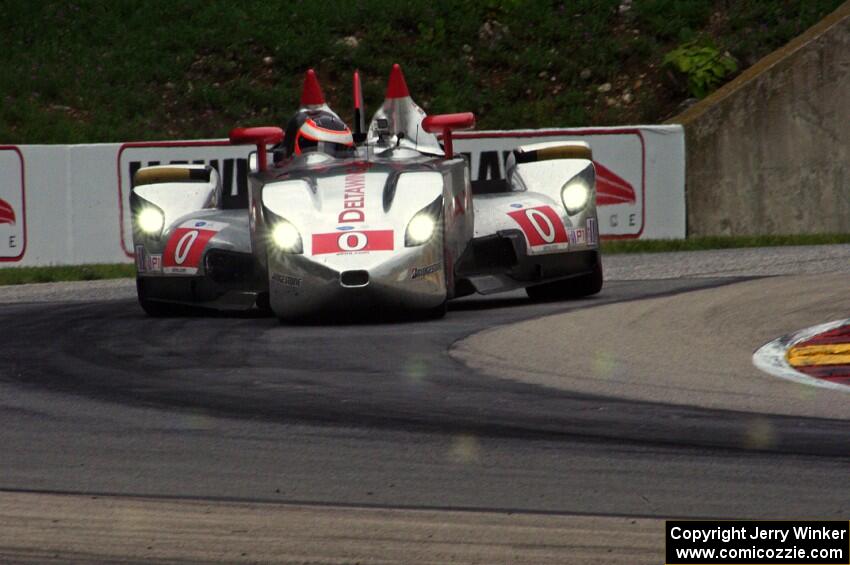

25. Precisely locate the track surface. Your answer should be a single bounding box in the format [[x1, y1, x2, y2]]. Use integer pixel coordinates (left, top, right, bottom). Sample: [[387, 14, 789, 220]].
[[1, 248, 849, 561]]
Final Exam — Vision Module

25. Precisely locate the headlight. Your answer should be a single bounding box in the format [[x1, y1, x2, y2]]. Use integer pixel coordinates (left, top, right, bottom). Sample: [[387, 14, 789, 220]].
[[136, 207, 164, 235], [562, 178, 590, 215], [271, 220, 303, 253], [405, 196, 442, 247], [405, 214, 436, 245]]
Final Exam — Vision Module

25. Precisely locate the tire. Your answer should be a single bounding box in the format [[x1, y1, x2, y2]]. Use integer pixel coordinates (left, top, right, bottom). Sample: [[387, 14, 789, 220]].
[[425, 249, 451, 319], [136, 277, 189, 317], [138, 297, 180, 317], [255, 292, 273, 316], [423, 299, 448, 320], [525, 260, 603, 301]]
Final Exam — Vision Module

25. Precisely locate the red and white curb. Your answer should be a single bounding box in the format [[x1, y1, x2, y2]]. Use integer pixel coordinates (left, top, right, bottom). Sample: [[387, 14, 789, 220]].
[[752, 318, 850, 393]]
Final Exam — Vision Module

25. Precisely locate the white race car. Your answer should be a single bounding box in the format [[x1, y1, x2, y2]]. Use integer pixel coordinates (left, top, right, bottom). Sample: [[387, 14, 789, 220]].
[[131, 64, 602, 320]]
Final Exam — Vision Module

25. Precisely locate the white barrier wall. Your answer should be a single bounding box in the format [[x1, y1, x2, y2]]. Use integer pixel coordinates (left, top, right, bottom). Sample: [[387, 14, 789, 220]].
[[0, 126, 684, 267]]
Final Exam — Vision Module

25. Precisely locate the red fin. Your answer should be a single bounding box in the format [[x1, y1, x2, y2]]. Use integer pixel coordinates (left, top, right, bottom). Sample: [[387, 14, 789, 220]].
[[385, 64, 410, 99], [353, 69, 362, 110], [301, 69, 325, 106]]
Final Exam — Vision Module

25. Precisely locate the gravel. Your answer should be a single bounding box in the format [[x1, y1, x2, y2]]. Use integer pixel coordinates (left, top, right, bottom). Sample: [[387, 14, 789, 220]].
[[0, 278, 136, 304], [1, 244, 848, 304], [604, 244, 850, 280]]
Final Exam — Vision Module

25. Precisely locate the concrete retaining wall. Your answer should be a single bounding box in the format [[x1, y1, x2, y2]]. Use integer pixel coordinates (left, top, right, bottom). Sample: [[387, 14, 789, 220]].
[[672, 1, 850, 237]]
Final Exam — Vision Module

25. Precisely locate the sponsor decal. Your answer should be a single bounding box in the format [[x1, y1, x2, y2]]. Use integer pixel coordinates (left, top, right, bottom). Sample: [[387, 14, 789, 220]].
[[0, 147, 25, 261], [338, 162, 371, 224], [135, 246, 163, 274], [410, 262, 442, 280], [567, 228, 587, 245], [507, 205, 569, 255], [271, 272, 302, 288], [586, 217, 598, 245], [312, 229, 393, 255], [509, 203, 523, 209], [336, 225, 354, 231], [178, 219, 227, 231], [135, 245, 146, 272], [161, 221, 226, 275]]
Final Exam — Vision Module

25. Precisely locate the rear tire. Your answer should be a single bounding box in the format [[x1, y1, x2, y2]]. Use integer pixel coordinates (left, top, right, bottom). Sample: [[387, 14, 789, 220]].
[[423, 299, 448, 320], [525, 260, 603, 301]]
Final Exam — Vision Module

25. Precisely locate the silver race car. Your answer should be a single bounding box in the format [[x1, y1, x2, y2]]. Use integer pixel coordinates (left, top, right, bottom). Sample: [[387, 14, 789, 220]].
[[131, 65, 602, 320]]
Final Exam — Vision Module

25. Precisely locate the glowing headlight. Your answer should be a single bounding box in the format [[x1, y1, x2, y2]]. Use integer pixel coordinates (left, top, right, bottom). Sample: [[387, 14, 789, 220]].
[[137, 207, 164, 234], [562, 178, 590, 215], [405, 213, 436, 246], [271, 221, 302, 252]]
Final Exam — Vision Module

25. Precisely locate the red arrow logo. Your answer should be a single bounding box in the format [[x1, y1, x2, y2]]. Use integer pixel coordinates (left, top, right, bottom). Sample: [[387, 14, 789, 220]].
[[594, 161, 636, 206], [0, 197, 15, 225]]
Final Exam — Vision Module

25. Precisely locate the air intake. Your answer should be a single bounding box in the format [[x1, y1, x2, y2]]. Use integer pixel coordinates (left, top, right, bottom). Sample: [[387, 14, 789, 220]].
[[340, 270, 369, 287]]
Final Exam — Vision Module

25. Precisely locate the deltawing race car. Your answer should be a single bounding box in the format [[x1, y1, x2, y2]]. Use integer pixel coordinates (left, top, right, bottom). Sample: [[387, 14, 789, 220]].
[[131, 64, 602, 321]]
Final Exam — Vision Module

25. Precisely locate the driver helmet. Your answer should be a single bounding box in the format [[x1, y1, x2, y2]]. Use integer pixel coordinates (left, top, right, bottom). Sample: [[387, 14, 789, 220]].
[[282, 110, 354, 158]]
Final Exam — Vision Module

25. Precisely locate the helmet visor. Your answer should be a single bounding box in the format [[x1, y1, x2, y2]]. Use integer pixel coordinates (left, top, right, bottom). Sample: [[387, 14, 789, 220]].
[[294, 118, 354, 157]]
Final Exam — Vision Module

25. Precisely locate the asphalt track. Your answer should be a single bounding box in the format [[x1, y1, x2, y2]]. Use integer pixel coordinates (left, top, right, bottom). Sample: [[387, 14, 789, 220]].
[[1, 248, 849, 563]]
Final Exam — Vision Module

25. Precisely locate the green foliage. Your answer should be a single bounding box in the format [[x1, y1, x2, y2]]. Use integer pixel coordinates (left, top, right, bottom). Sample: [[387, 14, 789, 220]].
[[663, 41, 738, 98], [633, 0, 712, 41], [0, 0, 842, 142]]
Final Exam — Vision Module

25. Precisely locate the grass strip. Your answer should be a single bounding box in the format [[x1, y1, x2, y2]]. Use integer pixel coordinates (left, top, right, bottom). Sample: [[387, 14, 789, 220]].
[[601, 233, 850, 254], [0, 234, 847, 285], [0, 263, 136, 286]]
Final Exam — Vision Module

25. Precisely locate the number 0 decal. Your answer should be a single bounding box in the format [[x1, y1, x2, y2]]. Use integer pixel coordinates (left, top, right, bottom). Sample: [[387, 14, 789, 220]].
[[507, 205, 569, 254], [524, 209, 557, 243], [173, 230, 199, 265], [162, 226, 220, 274], [338, 232, 368, 252], [312, 230, 394, 255]]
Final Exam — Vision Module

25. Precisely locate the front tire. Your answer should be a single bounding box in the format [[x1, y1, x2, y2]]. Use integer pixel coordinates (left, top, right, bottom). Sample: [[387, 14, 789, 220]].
[[525, 260, 603, 301], [136, 277, 191, 317], [139, 297, 179, 317]]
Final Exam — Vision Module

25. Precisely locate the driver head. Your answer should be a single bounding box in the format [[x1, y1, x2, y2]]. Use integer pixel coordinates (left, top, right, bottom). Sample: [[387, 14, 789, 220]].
[[283, 110, 354, 158]]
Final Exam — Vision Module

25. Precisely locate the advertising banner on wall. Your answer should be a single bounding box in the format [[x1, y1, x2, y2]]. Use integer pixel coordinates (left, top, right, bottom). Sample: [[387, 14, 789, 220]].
[[0, 147, 25, 262], [2, 125, 684, 267]]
